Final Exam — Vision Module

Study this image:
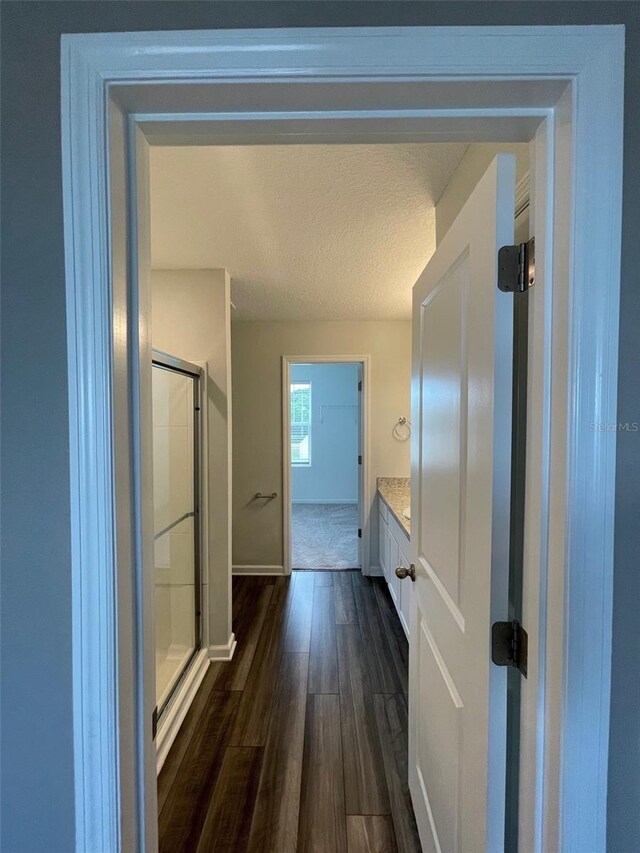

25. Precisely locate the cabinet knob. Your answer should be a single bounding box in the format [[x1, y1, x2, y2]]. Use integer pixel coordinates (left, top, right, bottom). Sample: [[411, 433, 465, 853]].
[[395, 564, 416, 582]]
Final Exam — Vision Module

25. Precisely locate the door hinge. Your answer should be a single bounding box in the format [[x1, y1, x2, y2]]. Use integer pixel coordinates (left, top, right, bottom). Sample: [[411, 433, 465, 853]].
[[491, 619, 528, 677], [358, 454, 362, 465], [498, 237, 535, 293], [358, 528, 362, 538], [152, 706, 159, 741], [358, 379, 363, 392]]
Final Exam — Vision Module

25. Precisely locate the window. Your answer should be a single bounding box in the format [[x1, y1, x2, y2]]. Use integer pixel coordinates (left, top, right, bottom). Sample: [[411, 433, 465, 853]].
[[291, 381, 312, 465]]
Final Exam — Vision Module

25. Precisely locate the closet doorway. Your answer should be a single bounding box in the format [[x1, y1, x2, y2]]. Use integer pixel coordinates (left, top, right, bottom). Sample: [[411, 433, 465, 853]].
[[283, 356, 369, 573]]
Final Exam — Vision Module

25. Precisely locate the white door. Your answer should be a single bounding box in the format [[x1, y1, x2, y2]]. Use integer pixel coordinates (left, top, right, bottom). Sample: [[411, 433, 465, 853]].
[[407, 155, 516, 853]]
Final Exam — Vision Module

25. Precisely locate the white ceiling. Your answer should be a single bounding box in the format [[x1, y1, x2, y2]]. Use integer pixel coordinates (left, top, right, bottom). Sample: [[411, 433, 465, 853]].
[[150, 143, 468, 321]]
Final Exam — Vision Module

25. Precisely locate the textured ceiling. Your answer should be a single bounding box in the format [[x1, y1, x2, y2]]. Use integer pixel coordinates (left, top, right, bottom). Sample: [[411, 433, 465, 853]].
[[150, 144, 468, 321]]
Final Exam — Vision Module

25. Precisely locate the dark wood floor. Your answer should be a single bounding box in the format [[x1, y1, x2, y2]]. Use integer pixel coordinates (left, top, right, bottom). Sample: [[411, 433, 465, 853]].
[[158, 570, 422, 853]]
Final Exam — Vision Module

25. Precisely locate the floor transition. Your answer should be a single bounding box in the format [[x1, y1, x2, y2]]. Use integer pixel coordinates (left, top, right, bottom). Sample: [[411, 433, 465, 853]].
[[291, 504, 360, 569], [158, 571, 422, 853]]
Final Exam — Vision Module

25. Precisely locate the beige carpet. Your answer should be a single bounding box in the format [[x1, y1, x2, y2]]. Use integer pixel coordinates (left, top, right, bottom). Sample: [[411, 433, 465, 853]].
[[292, 503, 359, 569]]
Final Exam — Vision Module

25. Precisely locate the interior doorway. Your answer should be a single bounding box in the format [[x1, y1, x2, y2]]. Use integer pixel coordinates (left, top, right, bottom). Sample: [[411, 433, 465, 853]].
[[61, 25, 623, 853], [288, 361, 363, 570], [283, 356, 369, 575]]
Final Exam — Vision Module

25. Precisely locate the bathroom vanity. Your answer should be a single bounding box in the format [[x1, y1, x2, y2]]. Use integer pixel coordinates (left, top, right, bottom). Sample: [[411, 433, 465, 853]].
[[377, 477, 412, 638]]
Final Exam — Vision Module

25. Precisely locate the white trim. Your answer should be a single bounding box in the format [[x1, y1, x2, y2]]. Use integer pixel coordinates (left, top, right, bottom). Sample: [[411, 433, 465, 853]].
[[282, 357, 292, 574], [60, 25, 624, 853], [155, 648, 209, 774], [207, 633, 237, 662], [232, 565, 286, 576], [282, 355, 371, 577]]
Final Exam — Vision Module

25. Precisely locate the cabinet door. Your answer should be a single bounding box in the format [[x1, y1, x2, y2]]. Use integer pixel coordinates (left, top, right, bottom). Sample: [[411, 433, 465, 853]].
[[378, 511, 388, 578], [387, 534, 399, 608], [397, 540, 411, 638]]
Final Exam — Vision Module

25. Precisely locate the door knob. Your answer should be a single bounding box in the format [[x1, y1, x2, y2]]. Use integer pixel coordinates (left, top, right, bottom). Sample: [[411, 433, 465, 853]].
[[395, 564, 416, 582]]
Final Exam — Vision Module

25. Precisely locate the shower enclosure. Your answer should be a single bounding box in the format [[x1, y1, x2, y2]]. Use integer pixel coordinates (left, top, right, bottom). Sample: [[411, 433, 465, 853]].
[[152, 350, 202, 724]]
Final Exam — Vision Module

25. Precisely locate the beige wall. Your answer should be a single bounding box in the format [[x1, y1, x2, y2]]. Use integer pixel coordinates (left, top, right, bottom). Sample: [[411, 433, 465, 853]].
[[436, 142, 529, 244], [152, 269, 233, 653], [232, 320, 412, 570]]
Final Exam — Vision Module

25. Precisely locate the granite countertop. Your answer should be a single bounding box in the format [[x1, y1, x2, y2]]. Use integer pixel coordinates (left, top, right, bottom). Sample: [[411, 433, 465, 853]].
[[377, 477, 411, 537]]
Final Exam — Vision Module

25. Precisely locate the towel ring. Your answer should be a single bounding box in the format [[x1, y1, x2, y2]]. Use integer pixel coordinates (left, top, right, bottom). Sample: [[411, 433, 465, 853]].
[[393, 416, 411, 441]]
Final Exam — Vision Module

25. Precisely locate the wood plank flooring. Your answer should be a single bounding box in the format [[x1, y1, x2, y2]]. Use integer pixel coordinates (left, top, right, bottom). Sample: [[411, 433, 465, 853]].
[[158, 571, 422, 853]]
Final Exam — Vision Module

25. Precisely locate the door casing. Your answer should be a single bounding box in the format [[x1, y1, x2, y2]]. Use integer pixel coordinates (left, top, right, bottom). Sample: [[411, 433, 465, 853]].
[[60, 25, 624, 853]]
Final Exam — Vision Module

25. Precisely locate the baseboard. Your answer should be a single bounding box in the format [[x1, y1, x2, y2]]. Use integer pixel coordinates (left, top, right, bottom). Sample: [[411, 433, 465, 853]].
[[232, 565, 285, 576], [291, 499, 358, 505], [363, 564, 383, 577], [156, 647, 209, 774], [208, 632, 237, 661]]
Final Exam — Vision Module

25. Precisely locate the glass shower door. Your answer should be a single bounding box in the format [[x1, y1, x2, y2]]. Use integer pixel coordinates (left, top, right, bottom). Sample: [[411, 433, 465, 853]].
[[152, 353, 201, 722]]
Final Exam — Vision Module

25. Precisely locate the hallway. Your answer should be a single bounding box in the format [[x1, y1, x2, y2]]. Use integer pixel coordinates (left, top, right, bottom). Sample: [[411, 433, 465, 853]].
[[158, 571, 422, 853]]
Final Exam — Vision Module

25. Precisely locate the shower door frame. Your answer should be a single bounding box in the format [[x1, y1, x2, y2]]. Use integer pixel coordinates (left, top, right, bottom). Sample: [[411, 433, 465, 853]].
[[151, 350, 204, 727]]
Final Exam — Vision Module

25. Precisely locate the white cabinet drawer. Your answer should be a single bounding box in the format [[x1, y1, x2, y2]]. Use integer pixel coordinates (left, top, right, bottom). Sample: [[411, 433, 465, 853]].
[[378, 497, 389, 524], [388, 511, 409, 551]]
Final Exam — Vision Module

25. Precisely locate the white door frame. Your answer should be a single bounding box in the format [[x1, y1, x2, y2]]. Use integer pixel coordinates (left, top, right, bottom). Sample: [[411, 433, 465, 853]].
[[282, 355, 371, 575], [60, 25, 624, 853]]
